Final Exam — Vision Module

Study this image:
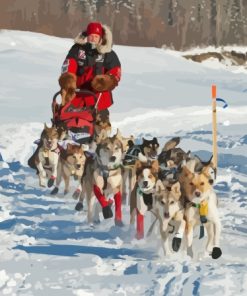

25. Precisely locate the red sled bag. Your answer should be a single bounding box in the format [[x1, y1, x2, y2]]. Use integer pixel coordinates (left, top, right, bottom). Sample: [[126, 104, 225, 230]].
[[52, 90, 99, 144]]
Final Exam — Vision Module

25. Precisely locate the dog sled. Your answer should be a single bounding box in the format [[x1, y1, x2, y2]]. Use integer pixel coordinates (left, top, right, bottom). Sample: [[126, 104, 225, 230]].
[[52, 89, 100, 144]]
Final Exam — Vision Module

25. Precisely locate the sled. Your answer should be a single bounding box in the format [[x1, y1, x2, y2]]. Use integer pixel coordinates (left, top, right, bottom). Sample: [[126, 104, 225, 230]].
[[52, 89, 100, 144]]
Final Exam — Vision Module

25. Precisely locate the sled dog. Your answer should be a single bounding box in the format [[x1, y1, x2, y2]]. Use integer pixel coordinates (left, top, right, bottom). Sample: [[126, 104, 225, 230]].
[[180, 165, 222, 259], [33, 124, 60, 188], [130, 160, 159, 239], [154, 180, 186, 255], [51, 143, 86, 197]]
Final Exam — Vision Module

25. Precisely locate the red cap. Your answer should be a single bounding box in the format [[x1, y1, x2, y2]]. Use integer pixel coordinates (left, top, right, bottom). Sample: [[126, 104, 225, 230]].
[[86, 22, 103, 37]]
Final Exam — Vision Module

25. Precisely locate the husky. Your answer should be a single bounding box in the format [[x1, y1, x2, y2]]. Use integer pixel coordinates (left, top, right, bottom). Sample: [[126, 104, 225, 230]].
[[75, 130, 124, 226], [50, 143, 86, 196], [154, 180, 186, 255], [94, 110, 112, 144], [119, 133, 135, 205], [31, 124, 60, 187], [158, 137, 190, 186], [179, 165, 222, 259], [130, 160, 159, 239], [123, 137, 159, 167]]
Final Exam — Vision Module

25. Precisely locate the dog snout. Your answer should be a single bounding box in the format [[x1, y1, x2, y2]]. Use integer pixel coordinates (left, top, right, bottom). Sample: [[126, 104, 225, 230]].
[[76, 164, 81, 169], [209, 179, 214, 185], [143, 181, 148, 187], [110, 156, 116, 162], [164, 212, 170, 219], [195, 191, 201, 197]]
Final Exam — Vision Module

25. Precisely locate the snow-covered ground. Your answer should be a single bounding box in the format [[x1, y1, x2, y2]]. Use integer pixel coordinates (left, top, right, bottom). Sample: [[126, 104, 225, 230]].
[[0, 30, 247, 296]]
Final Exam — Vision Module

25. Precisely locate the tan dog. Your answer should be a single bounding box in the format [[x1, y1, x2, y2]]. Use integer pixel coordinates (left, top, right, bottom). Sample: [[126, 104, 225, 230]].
[[34, 124, 60, 188], [51, 144, 86, 197], [119, 132, 135, 205], [130, 160, 159, 239], [180, 166, 222, 259], [154, 180, 185, 255]]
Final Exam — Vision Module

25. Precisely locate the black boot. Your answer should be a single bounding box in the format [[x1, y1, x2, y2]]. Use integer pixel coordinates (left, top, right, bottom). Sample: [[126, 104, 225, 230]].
[[212, 247, 222, 259], [51, 187, 59, 195], [102, 205, 113, 219], [75, 202, 83, 211], [172, 237, 182, 252]]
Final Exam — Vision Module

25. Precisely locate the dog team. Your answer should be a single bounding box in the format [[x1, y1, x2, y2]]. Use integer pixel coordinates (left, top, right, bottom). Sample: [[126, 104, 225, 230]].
[[28, 119, 222, 260]]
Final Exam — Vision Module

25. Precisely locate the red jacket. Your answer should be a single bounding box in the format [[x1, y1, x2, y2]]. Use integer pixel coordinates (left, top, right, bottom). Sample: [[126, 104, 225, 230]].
[[61, 25, 121, 111]]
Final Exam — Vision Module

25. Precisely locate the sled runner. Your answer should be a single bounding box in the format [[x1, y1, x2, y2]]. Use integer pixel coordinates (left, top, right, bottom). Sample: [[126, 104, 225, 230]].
[[52, 89, 100, 144]]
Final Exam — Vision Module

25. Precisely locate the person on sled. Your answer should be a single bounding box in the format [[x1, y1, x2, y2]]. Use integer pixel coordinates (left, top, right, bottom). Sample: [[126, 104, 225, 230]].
[[59, 22, 122, 220], [58, 21, 121, 127]]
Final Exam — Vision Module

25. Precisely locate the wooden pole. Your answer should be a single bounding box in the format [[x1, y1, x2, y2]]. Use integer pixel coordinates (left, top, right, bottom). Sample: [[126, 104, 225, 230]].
[[212, 85, 217, 169]]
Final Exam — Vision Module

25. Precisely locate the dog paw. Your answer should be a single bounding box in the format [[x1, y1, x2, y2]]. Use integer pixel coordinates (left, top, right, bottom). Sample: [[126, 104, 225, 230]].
[[39, 178, 46, 187], [89, 223, 95, 229], [72, 189, 81, 200], [51, 187, 59, 195], [75, 202, 83, 211], [115, 220, 124, 227], [187, 246, 194, 258], [135, 232, 144, 240], [102, 205, 113, 219], [172, 237, 182, 252], [212, 247, 222, 259], [47, 176, 56, 188]]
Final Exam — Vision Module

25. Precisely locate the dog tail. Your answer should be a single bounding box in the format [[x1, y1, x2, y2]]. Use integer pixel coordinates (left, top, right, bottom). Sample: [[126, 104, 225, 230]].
[[163, 137, 180, 151]]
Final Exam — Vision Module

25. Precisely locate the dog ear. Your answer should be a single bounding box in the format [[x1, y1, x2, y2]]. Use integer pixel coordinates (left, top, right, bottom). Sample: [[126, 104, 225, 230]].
[[201, 155, 213, 167], [155, 179, 165, 195], [115, 128, 122, 140], [44, 122, 48, 129], [128, 139, 134, 148], [182, 166, 194, 178], [171, 182, 181, 200], [163, 137, 180, 151], [151, 160, 159, 174], [153, 137, 159, 145], [135, 160, 143, 171]]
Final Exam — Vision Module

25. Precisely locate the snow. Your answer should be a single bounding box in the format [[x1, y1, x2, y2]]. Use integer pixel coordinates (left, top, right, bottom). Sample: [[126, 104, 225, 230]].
[[0, 30, 247, 295]]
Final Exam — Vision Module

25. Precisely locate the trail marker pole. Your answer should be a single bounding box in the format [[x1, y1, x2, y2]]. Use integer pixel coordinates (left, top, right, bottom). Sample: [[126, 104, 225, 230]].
[[212, 85, 218, 170]]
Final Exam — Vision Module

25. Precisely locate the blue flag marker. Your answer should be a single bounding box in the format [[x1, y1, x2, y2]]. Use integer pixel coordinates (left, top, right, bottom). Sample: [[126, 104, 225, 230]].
[[216, 98, 228, 108]]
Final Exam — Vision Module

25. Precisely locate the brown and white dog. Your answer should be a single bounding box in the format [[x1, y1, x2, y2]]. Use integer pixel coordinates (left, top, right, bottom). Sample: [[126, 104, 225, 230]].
[[33, 124, 60, 188], [50, 143, 86, 197], [179, 165, 222, 259], [130, 160, 159, 239], [154, 180, 186, 255], [123, 137, 160, 206]]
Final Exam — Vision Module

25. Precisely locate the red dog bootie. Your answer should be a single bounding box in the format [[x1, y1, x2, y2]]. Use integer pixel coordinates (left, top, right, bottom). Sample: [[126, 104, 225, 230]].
[[93, 185, 113, 219], [136, 209, 144, 239], [114, 191, 124, 227]]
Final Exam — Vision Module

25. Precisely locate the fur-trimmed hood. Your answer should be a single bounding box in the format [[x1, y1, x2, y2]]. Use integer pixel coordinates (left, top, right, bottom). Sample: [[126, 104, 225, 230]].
[[74, 24, 113, 54]]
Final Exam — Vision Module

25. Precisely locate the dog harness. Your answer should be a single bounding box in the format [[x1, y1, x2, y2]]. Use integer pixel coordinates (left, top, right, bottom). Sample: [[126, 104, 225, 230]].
[[187, 198, 209, 239], [42, 147, 60, 167], [136, 186, 154, 215], [95, 155, 123, 190]]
